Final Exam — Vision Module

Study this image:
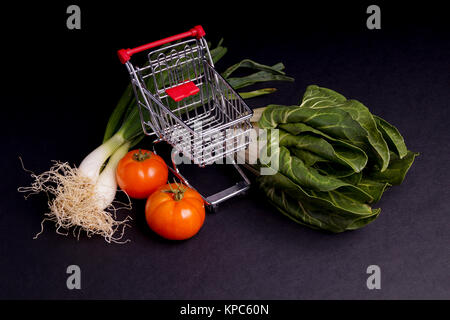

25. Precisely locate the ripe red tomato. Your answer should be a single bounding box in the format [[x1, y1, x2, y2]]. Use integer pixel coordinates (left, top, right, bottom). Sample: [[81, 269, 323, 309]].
[[116, 149, 168, 199], [145, 183, 205, 240]]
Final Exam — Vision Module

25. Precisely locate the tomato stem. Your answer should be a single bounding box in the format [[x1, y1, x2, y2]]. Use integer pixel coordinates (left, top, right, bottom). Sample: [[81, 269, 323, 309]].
[[132, 149, 152, 162], [163, 182, 187, 201], [173, 191, 184, 201]]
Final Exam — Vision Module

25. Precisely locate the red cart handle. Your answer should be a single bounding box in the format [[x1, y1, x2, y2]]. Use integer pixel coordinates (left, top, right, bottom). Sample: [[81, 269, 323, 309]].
[[118, 25, 206, 64]]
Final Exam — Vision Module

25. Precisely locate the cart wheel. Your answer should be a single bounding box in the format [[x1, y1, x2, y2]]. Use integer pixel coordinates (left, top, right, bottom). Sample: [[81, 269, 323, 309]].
[[207, 204, 218, 213], [240, 189, 249, 197]]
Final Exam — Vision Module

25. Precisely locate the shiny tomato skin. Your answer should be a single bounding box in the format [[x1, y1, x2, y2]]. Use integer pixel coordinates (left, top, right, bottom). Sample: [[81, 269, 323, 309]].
[[145, 183, 205, 240], [116, 149, 168, 199]]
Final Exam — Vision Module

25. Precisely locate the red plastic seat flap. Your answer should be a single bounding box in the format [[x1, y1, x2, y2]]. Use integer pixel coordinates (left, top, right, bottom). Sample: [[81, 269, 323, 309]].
[[165, 81, 200, 102]]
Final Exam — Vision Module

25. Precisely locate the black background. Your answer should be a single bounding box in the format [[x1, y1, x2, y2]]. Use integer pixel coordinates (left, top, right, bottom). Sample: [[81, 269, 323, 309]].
[[1, 1, 449, 300]]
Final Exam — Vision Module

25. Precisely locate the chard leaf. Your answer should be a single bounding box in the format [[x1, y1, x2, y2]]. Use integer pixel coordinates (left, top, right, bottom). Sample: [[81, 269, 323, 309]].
[[341, 172, 363, 185], [300, 85, 347, 108], [374, 115, 408, 159], [222, 59, 287, 79], [279, 131, 367, 173], [279, 123, 368, 172], [258, 172, 380, 233], [314, 162, 357, 179], [291, 149, 329, 167], [237, 88, 277, 99], [368, 150, 419, 185], [299, 86, 391, 172], [226, 70, 294, 90], [277, 147, 373, 202], [258, 104, 368, 145], [356, 178, 390, 203], [209, 39, 228, 64], [346, 208, 381, 230], [309, 188, 374, 212], [332, 99, 391, 172]]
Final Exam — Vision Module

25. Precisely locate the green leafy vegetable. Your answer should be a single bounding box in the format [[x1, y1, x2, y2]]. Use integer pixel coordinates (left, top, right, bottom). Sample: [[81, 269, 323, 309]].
[[226, 63, 294, 89], [278, 146, 373, 202], [222, 59, 287, 78], [255, 85, 418, 233], [373, 115, 408, 159], [259, 172, 380, 233], [333, 99, 390, 172], [367, 151, 418, 185], [278, 123, 368, 172], [238, 88, 277, 99]]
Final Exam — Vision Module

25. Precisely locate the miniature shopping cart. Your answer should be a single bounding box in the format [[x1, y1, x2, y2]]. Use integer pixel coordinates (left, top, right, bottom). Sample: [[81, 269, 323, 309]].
[[118, 25, 253, 210]]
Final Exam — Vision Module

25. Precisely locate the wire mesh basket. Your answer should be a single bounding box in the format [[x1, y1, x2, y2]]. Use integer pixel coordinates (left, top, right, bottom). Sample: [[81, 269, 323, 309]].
[[118, 25, 253, 209]]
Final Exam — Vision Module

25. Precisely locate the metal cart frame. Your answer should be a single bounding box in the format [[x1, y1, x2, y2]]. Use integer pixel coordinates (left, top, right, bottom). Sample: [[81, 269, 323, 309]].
[[118, 25, 253, 210]]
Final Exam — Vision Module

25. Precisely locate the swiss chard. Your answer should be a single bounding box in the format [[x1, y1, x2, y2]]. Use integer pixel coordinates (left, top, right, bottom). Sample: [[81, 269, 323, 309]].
[[254, 85, 418, 233]]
